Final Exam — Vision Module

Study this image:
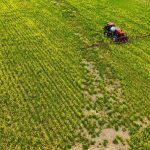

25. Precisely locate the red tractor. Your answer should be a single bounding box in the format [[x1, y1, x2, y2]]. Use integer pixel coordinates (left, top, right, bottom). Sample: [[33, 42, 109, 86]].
[[103, 22, 128, 43]]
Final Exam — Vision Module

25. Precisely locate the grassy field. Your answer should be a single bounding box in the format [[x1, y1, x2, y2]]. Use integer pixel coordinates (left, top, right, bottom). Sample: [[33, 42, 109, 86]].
[[0, 0, 150, 149]]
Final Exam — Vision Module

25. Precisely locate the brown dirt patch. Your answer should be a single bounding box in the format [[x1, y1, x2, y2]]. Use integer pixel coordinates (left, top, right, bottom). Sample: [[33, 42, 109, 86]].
[[90, 128, 129, 150], [82, 59, 103, 103], [72, 143, 82, 150]]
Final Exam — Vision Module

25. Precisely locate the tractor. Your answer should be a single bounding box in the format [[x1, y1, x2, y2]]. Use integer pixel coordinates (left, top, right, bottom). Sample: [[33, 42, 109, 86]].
[[103, 22, 128, 43]]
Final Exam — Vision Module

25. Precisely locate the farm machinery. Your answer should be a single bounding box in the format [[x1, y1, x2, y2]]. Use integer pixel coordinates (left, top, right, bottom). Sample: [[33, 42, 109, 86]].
[[82, 22, 150, 50], [103, 22, 128, 43]]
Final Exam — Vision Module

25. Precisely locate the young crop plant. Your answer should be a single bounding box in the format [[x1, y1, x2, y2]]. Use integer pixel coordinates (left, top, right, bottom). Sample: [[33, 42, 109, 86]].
[[103, 139, 109, 147]]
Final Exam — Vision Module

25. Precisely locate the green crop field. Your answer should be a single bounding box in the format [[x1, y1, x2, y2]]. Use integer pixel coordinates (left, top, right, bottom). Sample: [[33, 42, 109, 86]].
[[0, 0, 150, 149]]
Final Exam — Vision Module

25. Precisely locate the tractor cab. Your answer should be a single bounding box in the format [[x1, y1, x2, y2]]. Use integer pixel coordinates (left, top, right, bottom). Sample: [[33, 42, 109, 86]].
[[106, 22, 115, 28], [103, 22, 115, 37]]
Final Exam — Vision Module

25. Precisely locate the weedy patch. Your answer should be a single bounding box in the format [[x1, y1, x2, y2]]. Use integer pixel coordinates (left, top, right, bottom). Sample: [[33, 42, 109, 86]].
[[71, 59, 130, 149]]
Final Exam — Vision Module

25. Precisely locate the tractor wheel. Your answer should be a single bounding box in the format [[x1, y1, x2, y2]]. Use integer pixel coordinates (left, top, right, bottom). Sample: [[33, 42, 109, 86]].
[[104, 32, 107, 36], [113, 36, 118, 42]]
